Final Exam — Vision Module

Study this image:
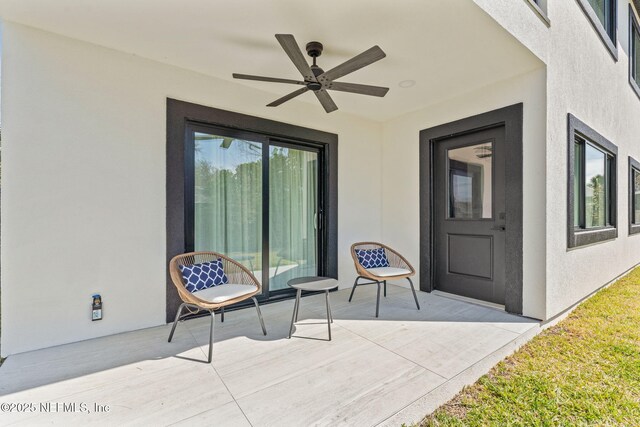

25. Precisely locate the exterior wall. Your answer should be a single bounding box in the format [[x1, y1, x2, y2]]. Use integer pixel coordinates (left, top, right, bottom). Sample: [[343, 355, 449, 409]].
[[395, 0, 640, 320], [3, 0, 640, 355], [0, 23, 383, 356], [473, 0, 550, 63], [543, 1, 640, 318], [380, 68, 548, 320]]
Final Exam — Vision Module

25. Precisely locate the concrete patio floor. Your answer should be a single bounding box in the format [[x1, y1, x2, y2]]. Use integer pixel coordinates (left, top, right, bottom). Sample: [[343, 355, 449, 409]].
[[0, 284, 540, 426]]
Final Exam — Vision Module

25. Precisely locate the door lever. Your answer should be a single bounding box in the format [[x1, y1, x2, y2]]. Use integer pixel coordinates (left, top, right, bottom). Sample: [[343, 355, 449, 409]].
[[491, 225, 506, 231]]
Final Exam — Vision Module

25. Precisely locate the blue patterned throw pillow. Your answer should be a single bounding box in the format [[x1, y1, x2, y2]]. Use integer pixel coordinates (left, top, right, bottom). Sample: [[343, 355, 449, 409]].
[[355, 248, 390, 269], [179, 259, 228, 293]]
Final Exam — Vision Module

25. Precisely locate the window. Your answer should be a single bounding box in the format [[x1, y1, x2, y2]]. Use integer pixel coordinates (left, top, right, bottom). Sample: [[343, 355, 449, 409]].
[[525, 0, 549, 25], [629, 157, 640, 235], [577, 0, 617, 59], [568, 114, 618, 248], [630, 5, 640, 97], [447, 142, 493, 219]]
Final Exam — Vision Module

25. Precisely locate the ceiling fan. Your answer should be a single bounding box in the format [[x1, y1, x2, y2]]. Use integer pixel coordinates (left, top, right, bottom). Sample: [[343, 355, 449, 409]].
[[232, 34, 389, 113]]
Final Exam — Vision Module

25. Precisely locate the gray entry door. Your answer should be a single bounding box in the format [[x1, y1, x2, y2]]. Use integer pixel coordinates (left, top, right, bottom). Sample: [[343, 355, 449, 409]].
[[434, 126, 506, 304]]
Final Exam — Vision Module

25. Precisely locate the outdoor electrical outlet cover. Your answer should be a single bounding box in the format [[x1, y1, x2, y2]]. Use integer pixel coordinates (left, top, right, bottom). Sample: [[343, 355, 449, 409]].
[[92, 294, 103, 321]]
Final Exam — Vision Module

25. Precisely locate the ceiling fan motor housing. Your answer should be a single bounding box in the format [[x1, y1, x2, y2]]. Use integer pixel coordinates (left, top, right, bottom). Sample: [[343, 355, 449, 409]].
[[305, 41, 323, 58]]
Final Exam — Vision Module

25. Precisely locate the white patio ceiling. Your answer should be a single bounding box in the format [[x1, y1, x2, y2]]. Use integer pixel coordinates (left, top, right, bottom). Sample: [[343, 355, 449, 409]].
[[0, 0, 542, 121]]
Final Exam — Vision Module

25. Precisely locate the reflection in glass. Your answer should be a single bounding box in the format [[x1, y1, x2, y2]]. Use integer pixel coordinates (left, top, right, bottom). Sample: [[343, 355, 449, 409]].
[[448, 143, 492, 219], [634, 169, 640, 225], [574, 142, 583, 227], [634, 25, 640, 85], [193, 133, 263, 277], [587, 0, 610, 31], [585, 143, 606, 228], [269, 146, 318, 291]]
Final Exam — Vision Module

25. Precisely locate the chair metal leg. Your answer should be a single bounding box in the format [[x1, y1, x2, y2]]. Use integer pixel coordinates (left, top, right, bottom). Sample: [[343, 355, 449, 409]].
[[376, 281, 381, 318], [325, 290, 332, 340], [348, 277, 359, 302], [327, 290, 333, 323], [407, 277, 420, 310], [168, 303, 186, 343], [288, 289, 301, 339], [208, 310, 215, 363], [384, 280, 387, 297], [220, 306, 224, 323], [252, 297, 267, 335]]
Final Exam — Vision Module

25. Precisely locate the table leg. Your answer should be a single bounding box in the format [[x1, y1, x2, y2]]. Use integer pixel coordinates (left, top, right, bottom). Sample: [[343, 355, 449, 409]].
[[325, 290, 332, 341], [294, 289, 301, 323], [288, 289, 300, 339], [327, 290, 333, 323]]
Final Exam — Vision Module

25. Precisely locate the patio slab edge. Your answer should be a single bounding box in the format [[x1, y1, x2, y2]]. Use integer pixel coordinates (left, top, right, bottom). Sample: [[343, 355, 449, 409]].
[[376, 322, 540, 426]]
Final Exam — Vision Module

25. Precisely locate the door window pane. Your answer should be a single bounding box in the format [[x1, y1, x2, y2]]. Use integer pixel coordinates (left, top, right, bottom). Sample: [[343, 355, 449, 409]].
[[585, 143, 606, 228], [634, 169, 640, 224], [448, 143, 492, 219], [269, 146, 318, 291], [193, 133, 263, 277]]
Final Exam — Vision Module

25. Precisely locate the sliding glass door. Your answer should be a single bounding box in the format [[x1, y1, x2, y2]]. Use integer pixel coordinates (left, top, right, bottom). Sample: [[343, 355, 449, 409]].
[[192, 131, 263, 276], [186, 125, 322, 300], [269, 144, 318, 292]]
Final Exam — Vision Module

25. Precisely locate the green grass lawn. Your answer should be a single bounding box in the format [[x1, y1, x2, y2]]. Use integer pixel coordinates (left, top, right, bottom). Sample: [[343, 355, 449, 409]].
[[421, 268, 640, 426]]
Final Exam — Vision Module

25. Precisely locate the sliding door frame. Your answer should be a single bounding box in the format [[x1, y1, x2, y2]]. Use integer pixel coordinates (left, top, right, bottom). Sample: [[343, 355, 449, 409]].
[[166, 99, 338, 322]]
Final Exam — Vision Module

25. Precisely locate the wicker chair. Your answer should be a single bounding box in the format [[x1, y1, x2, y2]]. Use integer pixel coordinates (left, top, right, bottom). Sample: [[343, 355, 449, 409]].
[[167, 251, 267, 363], [349, 242, 420, 317]]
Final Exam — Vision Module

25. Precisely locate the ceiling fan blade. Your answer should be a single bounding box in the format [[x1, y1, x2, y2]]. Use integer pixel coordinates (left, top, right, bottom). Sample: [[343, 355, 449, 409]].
[[314, 89, 338, 113], [319, 46, 386, 83], [232, 73, 306, 85], [267, 87, 309, 107], [328, 82, 389, 97], [275, 34, 315, 81]]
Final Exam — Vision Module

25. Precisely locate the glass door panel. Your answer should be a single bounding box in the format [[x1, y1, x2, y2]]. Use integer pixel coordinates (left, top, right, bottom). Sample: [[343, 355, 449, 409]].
[[268, 144, 319, 292], [193, 132, 263, 280], [447, 142, 493, 219]]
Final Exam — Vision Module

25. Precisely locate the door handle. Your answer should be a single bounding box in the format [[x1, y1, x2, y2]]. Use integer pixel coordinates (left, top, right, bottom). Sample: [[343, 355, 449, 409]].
[[491, 225, 506, 231]]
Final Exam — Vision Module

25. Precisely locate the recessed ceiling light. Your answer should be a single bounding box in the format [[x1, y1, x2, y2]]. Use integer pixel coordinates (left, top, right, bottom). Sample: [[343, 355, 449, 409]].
[[398, 80, 416, 88]]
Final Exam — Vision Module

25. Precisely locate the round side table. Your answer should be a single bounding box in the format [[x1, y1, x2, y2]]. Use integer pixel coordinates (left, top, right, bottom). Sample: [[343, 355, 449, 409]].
[[287, 277, 339, 340]]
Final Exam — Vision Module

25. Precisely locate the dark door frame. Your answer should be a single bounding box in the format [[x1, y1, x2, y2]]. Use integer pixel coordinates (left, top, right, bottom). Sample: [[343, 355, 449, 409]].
[[166, 98, 338, 322], [419, 103, 523, 314]]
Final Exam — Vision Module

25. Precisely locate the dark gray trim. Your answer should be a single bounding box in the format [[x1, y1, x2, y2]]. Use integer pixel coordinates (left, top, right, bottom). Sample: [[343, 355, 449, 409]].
[[575, 0, 618, 61], [629, 156, 640, 235], [166, 98, 338, 322], [630, 5, 640, 100], [419, 103, 523, 315], [567, 113, 618, 249]]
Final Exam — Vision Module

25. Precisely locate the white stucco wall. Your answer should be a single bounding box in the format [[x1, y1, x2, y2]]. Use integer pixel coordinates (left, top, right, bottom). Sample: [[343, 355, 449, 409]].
[[473, 0, 550, 63], [380, 68, 548, 320], [543, 1, 640, 318], [3, 0, 640, 355], [0, 23, 383, 356], [381, 0, 640, 321]]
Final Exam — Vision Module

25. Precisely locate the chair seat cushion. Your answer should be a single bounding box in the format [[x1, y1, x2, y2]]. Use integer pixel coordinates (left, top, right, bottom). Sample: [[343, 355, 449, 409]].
[[192, 283, 257, 304], [366, 267, 412, 277], [179, 259, 228, 293], [355, 248, 390, 268]]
